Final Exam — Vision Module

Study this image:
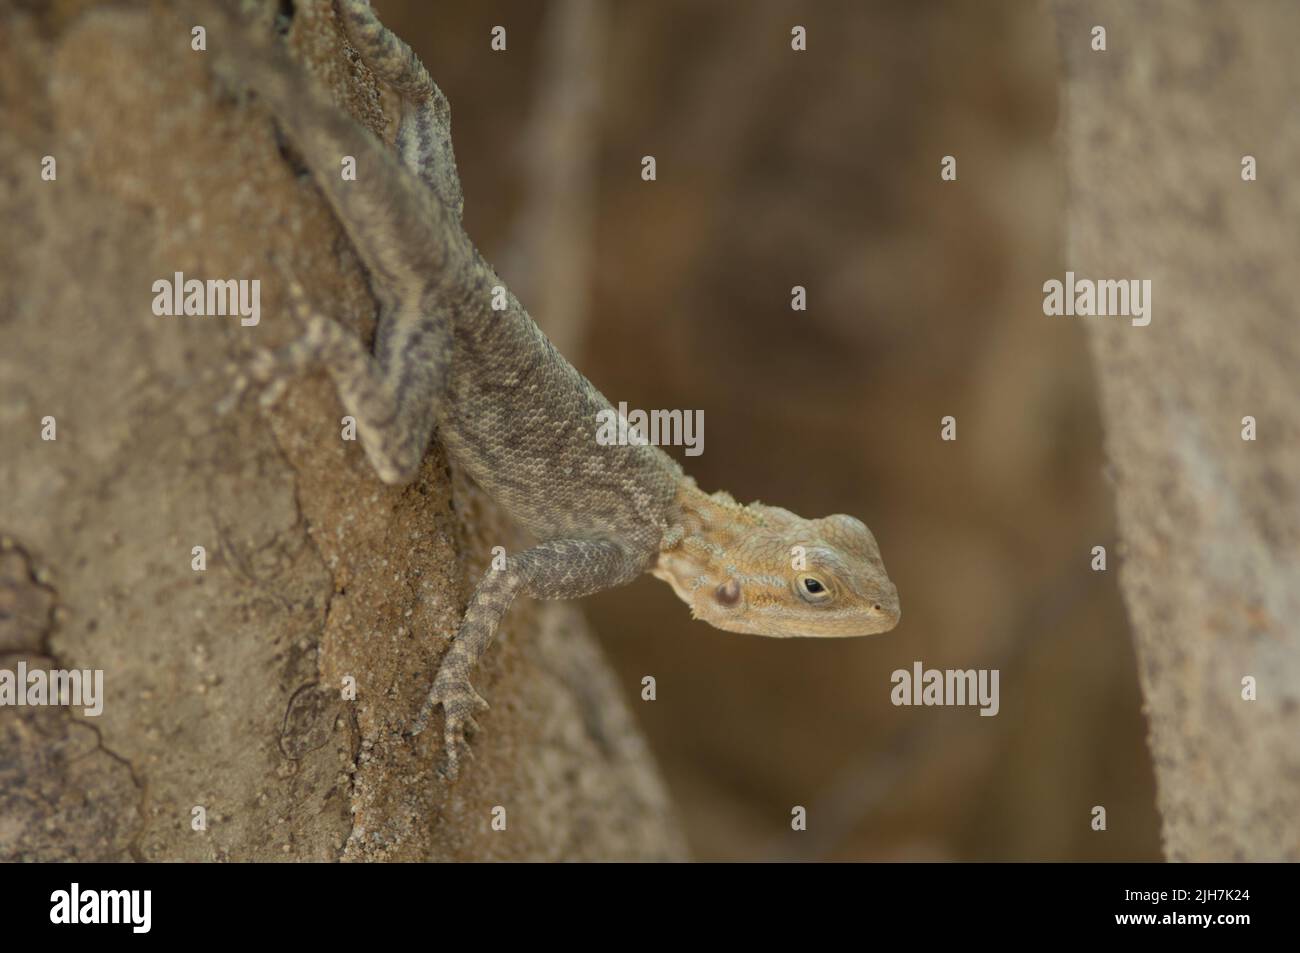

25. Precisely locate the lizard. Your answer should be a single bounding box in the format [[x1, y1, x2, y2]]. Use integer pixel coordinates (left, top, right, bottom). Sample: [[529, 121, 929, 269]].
[[213, 0, 901, 779]]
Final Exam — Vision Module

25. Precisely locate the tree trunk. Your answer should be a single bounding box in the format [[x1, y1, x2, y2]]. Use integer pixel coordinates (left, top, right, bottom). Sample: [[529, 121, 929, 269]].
[[1050, 0, 1300, 860], [0, 0, 684, 862]]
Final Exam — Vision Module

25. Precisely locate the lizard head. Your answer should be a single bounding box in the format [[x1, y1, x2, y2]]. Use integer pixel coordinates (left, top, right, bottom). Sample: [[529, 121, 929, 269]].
[[654, 494, 901, 638]]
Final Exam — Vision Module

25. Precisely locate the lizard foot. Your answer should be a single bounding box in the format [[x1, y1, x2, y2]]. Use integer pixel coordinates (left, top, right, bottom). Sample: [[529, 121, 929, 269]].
[[215, 313, 351, 415], [411, 673, 489, 781], [215, 346, 289, 415], [215, 264, 356, 415]]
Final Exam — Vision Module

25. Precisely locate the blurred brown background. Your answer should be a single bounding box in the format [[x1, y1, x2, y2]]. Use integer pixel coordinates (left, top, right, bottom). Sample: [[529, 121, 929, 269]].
[[383, 0, 1160, 861]]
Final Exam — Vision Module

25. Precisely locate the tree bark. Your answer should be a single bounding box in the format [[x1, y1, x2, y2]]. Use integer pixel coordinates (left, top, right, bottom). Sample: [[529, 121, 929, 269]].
[[0, 0, 684, 862], [1050, 0, 1300, 860]]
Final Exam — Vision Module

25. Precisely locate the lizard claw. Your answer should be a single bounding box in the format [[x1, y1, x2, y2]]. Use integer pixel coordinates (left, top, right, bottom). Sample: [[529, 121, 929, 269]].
[[214, 262, 349, 417], [215, 346, 294, 415], [411, 674, 489, 781], [215, 369, 249, 416]]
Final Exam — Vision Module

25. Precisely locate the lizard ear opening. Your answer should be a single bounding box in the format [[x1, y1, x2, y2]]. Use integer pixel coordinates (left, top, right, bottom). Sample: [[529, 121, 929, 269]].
[[714, 578, 742, 607]]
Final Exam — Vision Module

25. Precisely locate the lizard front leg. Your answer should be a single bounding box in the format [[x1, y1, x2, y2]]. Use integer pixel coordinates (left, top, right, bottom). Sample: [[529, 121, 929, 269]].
[[412, 538, 639, 779]]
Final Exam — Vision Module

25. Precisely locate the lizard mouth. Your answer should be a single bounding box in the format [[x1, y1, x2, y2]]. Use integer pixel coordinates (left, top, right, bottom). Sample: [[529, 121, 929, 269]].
[[702, 588, 901, 638]]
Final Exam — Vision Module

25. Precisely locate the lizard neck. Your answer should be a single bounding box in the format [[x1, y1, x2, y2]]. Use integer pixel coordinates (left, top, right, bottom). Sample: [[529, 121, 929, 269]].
[[666, 477, 759, 547], [653, 477, 777, 602]]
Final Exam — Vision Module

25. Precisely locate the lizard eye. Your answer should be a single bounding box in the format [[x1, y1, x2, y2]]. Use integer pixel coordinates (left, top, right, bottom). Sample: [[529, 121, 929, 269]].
[[797, 575, 832, 604]]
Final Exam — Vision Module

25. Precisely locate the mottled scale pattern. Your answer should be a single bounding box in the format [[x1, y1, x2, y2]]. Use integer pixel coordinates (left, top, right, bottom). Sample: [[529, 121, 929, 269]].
[[441, 283, 680, 556], [213, 0, 898, 780], [214, 0, 681, 778]]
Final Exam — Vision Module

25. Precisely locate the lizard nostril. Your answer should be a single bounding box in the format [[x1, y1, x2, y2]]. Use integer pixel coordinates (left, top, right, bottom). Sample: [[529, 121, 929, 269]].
[[873, 603, 882, 611]]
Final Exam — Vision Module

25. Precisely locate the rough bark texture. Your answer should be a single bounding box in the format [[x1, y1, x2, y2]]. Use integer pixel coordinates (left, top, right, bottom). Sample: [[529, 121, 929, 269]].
[[0, 0, 684, 861], [1050, 0, 1300, 860]]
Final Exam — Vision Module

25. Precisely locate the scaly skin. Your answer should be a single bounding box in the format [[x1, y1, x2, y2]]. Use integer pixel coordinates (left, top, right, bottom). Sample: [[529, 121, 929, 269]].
[[215, 0, 899, 779]]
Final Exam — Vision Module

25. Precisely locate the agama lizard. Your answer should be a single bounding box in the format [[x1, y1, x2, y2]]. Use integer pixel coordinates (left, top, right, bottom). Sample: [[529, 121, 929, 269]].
[[216, 0, 901, 779]]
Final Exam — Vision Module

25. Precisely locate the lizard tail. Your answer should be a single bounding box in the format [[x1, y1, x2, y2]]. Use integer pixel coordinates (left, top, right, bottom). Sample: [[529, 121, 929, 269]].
[[336, 0, 434, 102], [335, 0, 465, 223]]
